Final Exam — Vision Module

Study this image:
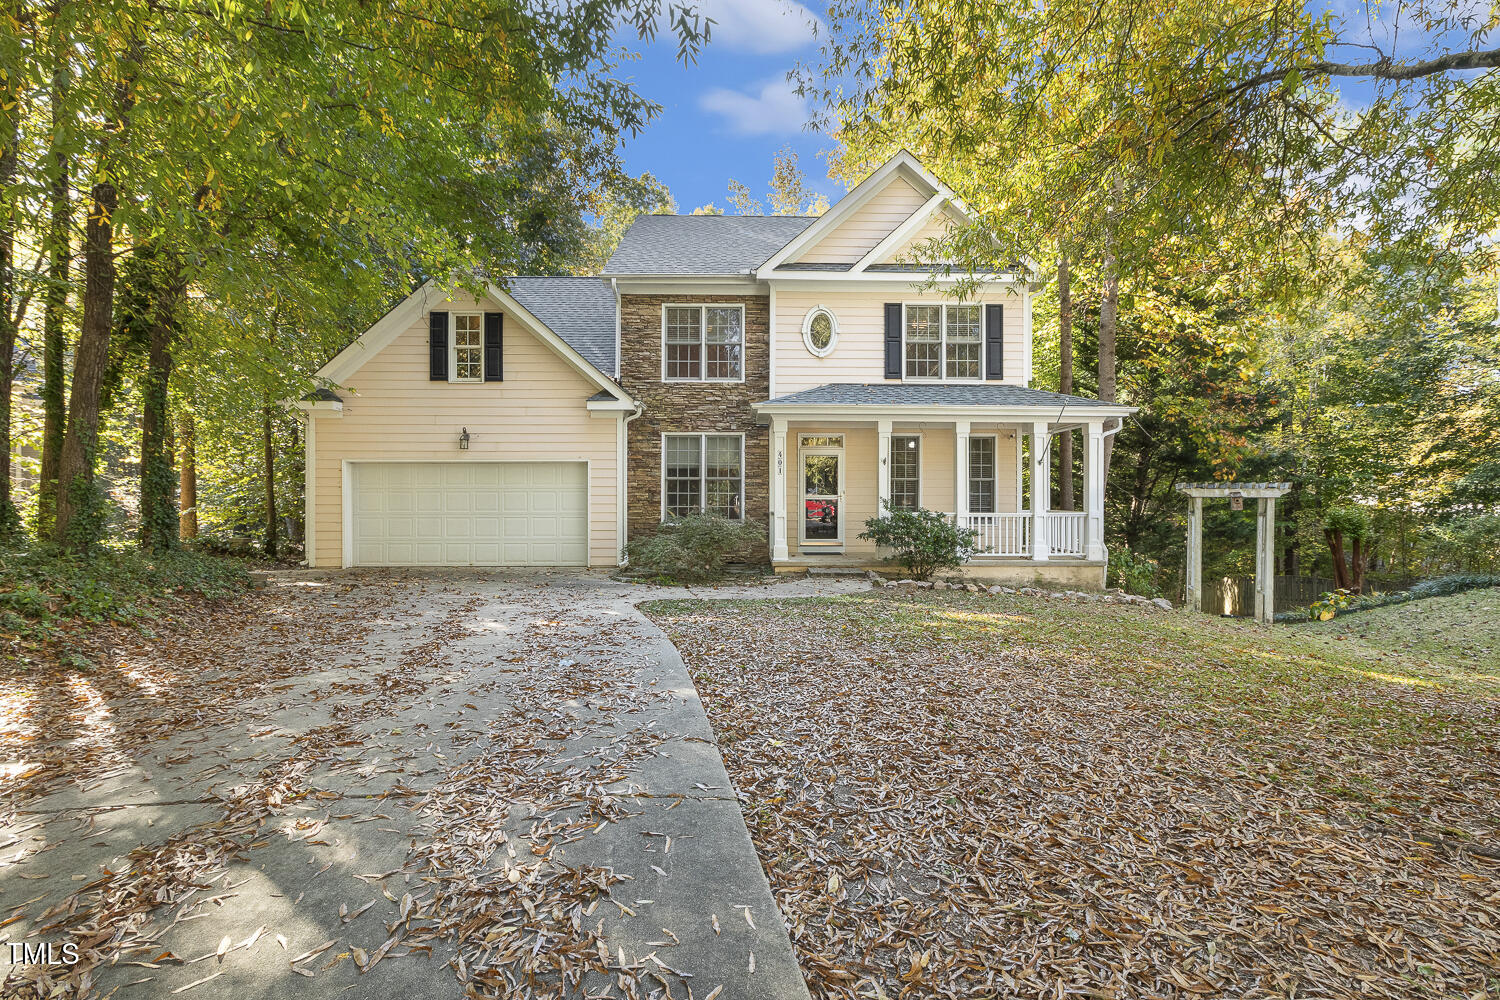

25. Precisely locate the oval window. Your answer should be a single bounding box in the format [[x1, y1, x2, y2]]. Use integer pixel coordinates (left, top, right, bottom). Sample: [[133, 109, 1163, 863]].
[[802, 307, 838, 357]]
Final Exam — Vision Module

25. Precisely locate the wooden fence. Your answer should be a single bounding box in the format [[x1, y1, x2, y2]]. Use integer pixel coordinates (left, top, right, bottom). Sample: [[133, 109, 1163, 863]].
[[1210, 575, 1338, 617]]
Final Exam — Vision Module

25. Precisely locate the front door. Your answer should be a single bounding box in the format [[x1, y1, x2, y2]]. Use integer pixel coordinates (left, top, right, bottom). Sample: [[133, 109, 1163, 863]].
[[799, 435, 844, 547]]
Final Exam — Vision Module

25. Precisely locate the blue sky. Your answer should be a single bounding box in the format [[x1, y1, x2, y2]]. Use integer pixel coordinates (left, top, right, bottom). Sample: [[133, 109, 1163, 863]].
[[612, 0, 838, 214], [607, 0, 1486, 214]]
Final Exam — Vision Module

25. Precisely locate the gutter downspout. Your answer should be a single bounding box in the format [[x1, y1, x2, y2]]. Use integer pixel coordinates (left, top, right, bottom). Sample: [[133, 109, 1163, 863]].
[[618, 402, 644, 566]]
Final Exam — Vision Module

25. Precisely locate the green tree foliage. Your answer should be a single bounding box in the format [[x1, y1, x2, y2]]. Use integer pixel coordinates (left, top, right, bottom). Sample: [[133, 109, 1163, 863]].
[[3, 0, 707, 554], [726, 147, 830, 217], [812, 1, 1500, 595]]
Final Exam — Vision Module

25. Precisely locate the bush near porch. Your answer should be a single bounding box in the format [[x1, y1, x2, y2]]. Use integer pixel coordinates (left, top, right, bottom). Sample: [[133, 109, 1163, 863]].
[[858, 502, 978, 580]]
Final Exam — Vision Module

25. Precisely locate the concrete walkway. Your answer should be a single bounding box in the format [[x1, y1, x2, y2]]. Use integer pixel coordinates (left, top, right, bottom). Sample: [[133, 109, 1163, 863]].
[[1, 571, 866, 999]]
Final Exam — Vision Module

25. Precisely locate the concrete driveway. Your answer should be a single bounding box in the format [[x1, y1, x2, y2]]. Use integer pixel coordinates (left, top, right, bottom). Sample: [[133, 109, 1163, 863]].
[[0, 571, 865, 999]]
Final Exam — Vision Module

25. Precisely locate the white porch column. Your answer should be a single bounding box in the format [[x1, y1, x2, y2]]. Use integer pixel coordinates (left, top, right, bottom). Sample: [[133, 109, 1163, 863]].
[[1030, 420, 1050, 561], [1083, 420, 1107, 561], [876, 418, 892, 515], [954, 420, 971, 523], [770, 416, 789, 562], [1186, 495, 1203, 612]]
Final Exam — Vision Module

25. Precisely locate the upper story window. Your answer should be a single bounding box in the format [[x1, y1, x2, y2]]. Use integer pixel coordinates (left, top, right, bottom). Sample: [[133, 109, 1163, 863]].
[[904, 303, 982, 381], [802, 306, 838, 357], [663, 304, 744, 382], [452, 313, 483, 382]]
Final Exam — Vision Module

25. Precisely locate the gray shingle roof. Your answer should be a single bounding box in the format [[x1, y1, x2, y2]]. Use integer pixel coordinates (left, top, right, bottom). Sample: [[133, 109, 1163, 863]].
[[502, 276, 616, 376], [602, 214, 817, 275], [761, 382, 1127, 408]]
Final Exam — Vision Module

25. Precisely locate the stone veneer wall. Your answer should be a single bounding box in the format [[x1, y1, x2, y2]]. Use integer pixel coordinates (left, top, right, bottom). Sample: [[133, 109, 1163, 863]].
[[619, 294, 770, 543]]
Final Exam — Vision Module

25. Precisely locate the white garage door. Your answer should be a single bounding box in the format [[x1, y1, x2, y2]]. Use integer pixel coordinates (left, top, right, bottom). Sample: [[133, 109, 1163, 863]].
[[350, 462, 588, 567]]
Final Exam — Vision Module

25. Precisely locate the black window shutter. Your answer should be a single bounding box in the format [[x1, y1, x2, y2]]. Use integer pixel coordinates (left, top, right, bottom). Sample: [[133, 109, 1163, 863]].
[[429, 311, 448, 381], [484, 312, 503, 382], [984, 304, 1004, 380], [883, 303, 903, 379]]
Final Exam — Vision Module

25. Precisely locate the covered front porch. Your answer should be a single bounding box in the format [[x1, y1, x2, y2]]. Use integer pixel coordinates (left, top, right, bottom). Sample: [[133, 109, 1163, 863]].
[[753, 384, 1136, 583]]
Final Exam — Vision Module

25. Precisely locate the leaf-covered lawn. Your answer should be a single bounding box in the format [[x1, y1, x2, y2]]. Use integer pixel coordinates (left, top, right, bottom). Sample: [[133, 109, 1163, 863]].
[[1289, 586, 1500, 681], [644, 591, 1500, 1000]]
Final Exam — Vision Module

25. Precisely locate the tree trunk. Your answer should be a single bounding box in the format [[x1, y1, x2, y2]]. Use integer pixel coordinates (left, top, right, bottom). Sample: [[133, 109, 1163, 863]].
[[177, 411, 197, 539], [0, 68, 19, 537], [1324, 528, 1350, 590], [139, 267, 180, 552], [1099, 189, 1120, 478], [38, 110, 70, 536], [52, 178, 117, 549], [1057, 251, 1074, 511], [263, 398, 278, 559], [38, 5, 71, 537], [54, 44, 137, 549], [1350, 535, 1366, 595]]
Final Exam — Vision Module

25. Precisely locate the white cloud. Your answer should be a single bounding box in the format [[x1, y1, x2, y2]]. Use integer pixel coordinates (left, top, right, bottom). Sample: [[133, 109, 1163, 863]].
[[699, 76, 809, 135], [685, 0, 823, 54]]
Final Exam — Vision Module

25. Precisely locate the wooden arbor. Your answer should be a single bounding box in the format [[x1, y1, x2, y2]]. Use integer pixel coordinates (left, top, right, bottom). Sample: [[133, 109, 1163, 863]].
[[1175, 482, 1292, 624]]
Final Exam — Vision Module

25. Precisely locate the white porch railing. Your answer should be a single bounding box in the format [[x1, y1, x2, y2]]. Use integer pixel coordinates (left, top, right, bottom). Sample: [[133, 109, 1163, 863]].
[[952, 511, 1087, 558], [959, 512, 1031, 557], [1045, 511, 1086, 557]]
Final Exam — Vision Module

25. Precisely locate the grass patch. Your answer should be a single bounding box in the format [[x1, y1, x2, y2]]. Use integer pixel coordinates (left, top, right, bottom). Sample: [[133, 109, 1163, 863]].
[[0, 547, 252, 667]]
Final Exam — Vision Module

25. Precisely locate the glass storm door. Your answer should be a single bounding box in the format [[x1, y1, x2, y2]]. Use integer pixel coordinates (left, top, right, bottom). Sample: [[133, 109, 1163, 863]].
[[800, 436, 844, 547]]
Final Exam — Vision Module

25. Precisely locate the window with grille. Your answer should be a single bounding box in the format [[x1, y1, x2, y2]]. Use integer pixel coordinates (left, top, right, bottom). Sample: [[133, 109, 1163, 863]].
[[453, 314, 483, 382], [945, 305, 982, 379], [968, 436, 997, 513], [663, 434, 743, 519], [904, 305, 941, 379], [904, 303, 983, 381], [890, 435, 920, 510], [663, 305, 743, 381]]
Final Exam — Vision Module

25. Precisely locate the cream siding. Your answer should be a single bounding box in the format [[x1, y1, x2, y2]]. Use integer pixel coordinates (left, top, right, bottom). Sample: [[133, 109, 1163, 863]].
[[310, 292, 619, 568], [781, 422, 1019, 558], [798, 176, 930, 265], [771, 287, 1028, 396], [873, 208, 963, 264]]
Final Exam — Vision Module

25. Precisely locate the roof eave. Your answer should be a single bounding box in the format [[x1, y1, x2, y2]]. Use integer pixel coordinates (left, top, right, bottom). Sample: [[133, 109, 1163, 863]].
[[750, 401, 1138, 419]]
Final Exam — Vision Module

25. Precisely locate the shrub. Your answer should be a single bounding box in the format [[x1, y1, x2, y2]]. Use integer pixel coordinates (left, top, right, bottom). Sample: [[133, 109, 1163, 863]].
[[1309, 589, 1355, 620], [625, 515, 767, 584], [859, 502, 977, 581], [1108, 547, 1162, 597], [0, 547, 252, 664], [1286, 573, 1500, 623]]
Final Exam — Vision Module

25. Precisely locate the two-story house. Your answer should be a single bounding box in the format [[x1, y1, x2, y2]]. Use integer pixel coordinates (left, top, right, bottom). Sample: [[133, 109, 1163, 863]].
[[297, 152, 1134, 586]]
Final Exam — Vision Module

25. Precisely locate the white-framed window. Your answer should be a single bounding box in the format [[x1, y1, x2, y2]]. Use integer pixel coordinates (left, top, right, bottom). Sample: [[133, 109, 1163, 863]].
[[662, 304, 744, 382], [968, 435, 998, 513], [452, 313, 483, 382], [801, 306, 838, 357], [663, 433, 744, 519], [904, 303, 983, 381], [889, 435, 921, 510]]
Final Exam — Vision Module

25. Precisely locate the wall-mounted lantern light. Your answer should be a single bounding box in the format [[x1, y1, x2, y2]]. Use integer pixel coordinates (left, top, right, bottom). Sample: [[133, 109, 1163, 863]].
[[459, 427, 471, 451]]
